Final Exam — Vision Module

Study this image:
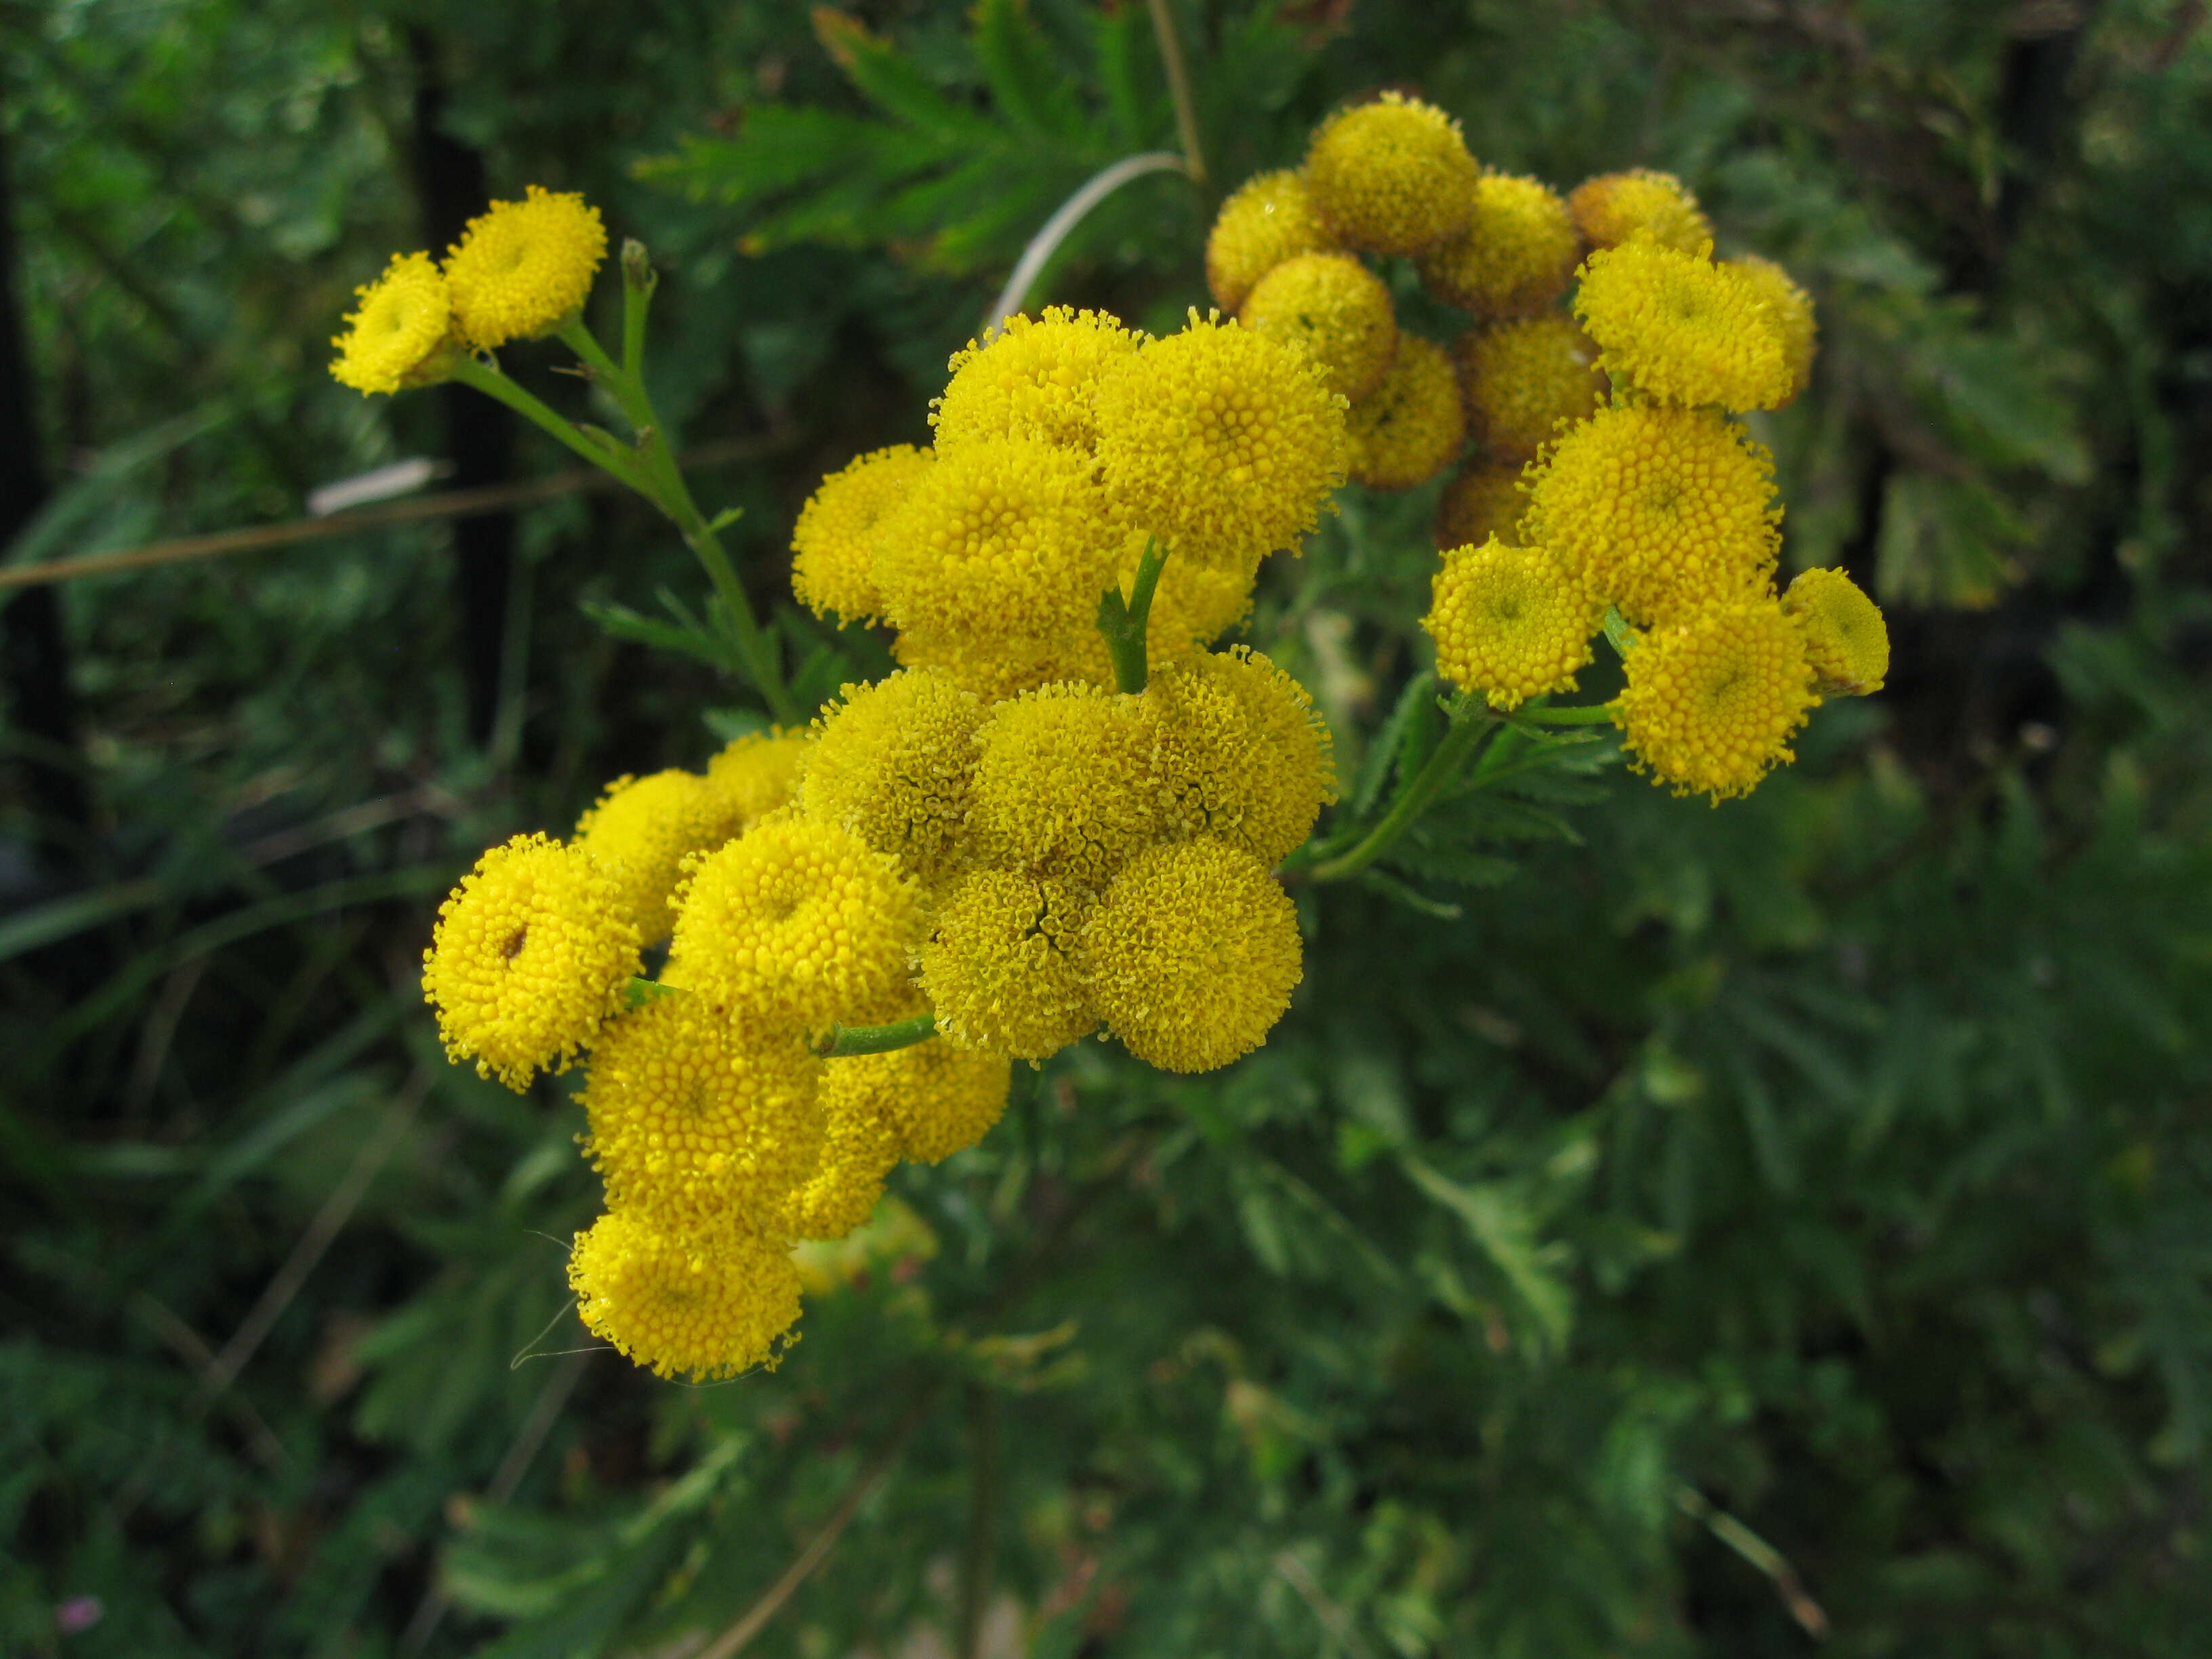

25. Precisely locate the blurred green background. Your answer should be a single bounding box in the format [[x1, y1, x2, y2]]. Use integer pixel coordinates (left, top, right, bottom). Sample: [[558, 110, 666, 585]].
[[4, 1, 2211, 1654]]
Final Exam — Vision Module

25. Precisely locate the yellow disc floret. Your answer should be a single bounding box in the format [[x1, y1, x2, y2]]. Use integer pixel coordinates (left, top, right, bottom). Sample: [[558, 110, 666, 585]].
[[569, 1210, 802, 1380], [1304, 92, 1480, 257], [1522, 404, 1780, 627], [1574, 241, 1793, 412], [917, 869, 1096, 1059], [830, 1038, 1012, 1164], [800, 669, 983, 879], [967, 682, 1156, 888], [1423, 539, 1601, 710], [773, 1065, 904, 1242], [1206, 169, 1341, 313], [1144, 647, 1335, 867], [330, 252, 453, 396], [1081, 840, 1302, 1074], [872, 436, 1121, 644], [1238, 252, 1398, 403], [1725, 255, 1818, 405], [422, 833, 641, 1090], [1782, 567, 1887, 695], [581, 994, 826, 1232], [442, 185, 607, 350], [705, 730, 811, 827], [933, 307, 1145, 455], [792, 445, 933, 626], [1093, 312, 1348, 571], [575, 770, 744, 943], [1433, 457, 1528, 552], [1418, 172, 1580, 318], [1347, 333, 1466, 491], [1568, 169, 1713, 256], [666, 816, 921, 1031], [1612, 598, 1818, 801], [1452, 316, 1606, 464]]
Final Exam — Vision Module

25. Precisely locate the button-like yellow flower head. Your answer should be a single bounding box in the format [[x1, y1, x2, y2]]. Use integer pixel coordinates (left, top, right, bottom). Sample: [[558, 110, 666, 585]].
[[1612, 598, 1818, 801], [1206, 169, 1340, 313], [1418, 172, 1580, 319], [1522, 404, 1780, 627], [1424, 539, 1602, 710], [800, 668, 985, 880], [1782, 567, 1887, 695], [1452, 315, 1606, 464], [581, 994, 826, 1233], [1568, 169, 1713, 256], [666, 816, 921, 1032], [1433, 457, 1530, 552], [933, 307, 1145, 455], [1304, 92, 1480, 257], [792, 445, 933, 627], [1574, 240, 1794, 412], [569, 1210, 802, 1380], [705, 730, 811, 827], [1347, 334, 1466, 491], [442, 184, 607, 349], [917, 869, 1097, 1059], [1239, 251, 1399, 403], [422, 832, 640, 1091], [1093, 312, 1347, 571], [1143, 647, 1336, 867], [968, 682, 1156, 887], [330, 252, 453, 396], [1082, 840, 1303, 1074]]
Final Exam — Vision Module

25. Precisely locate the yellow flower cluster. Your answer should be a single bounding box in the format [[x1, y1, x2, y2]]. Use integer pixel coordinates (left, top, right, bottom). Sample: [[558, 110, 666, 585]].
[[789, 305, 1345, 699], [1187, 109, 1880, 801], [330, 186, 606, 394]]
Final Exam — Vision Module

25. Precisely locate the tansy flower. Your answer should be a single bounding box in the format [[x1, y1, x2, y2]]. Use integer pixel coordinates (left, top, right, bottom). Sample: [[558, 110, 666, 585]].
[[1452, 316, 1606, 464], [569, 1210, 802, 1380], [1725, 255, 1818, 404], [1433, 457, 1529, 552], [1238, 251, 1399, 403], [1521, 404, 1780, 626], [581, 994, 826, 1233], [1418, 172, 1580, 318], [1424, 538, 1601, 709], [932, 308, 1145, 455], [575, 770, 744, 943], [1144, 648, 1336, 867], [872, 436, 1121, 645], [705, 730, 811, 825], [828, 1038, 1011, 1164], [1574, 241, 1793, 411], [666, 816, 921, 1032], [1612, 598, 1818, 801], [800, 669, 984, 880], [1304, 92, 1480, 257], [422, 833, 640, 1090], [773, 1065, 905, 1242], [1206, 169, 1340, 312], [1782, 567, 1887, 695], [967, 682, 1157, 888], [792, 445, 933, 626], [890, 623, 1095, 703], [443, 184, 607, 349], [1093, 312, 1347, 571], [917, 869, 1097, 1058], [1568, 169, 1713, 256], [1081, 839, 1302, 1074], [330, 252, 454, 396], [1347, 334, 1466, 491]]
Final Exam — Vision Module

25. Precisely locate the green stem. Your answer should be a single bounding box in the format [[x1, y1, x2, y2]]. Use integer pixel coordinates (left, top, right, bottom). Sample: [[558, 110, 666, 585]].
[[552, 316, 801, 727], [813, 1011, 937, 1059], [1513, 703, 1615, 724], [1601, 605, 1639, 659], [619, 239, 655, 382], [449, 354, 648, 492], [1097, 537, 1167, 694], [1307, 693, 1495, 883], [1144, 0, 1207, 186]]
